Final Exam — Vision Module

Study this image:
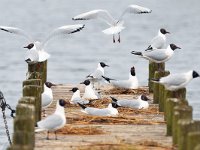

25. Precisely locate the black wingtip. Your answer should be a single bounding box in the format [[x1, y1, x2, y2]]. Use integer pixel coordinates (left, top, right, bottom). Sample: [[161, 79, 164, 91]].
[[77, 102, 87, 109], [0, 28, 12, 33], [110, 96, 118, 102], [69, 24, 85, 34], [102, 76, 115, 83], [145, 46, 153, 51], [131, 51, 142, 56], [151, 78, 160, 82]]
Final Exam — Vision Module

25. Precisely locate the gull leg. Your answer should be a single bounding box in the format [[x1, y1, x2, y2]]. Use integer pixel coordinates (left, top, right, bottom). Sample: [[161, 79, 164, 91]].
[[113, 35, 115, 43], [46, 131, 50, 140], [42, 109, 46, 117], [118, 33, 121, 43], [55, 131, 57, 140]]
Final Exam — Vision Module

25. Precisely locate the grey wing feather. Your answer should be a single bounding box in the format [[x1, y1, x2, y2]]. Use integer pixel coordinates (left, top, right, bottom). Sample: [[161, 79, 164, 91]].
[[150, 36, 165, 49], [37, 114, 63, 129], [161, 74, 187, 86], [0, 26, 33, 41], [41, 24, 85, 48], [143, 50, 168, 61], [73, 9, 116, 26]]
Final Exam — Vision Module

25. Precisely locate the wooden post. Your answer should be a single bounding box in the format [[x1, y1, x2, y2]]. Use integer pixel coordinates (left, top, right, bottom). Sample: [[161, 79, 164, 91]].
[[173, 105, 192, 145], [177, 120, 200, 150], [23, 85, 42, 123], [153, 71, 170, 104], [23, 79, 42, 87], [166, 98, 179, 136], [148, 62, 165, 93], [194, 144, 200, 150], [27, 60, 47, 88], [164, 88, 186, 118], [187, 132, 200, 150], [9, 102, 35, 150]]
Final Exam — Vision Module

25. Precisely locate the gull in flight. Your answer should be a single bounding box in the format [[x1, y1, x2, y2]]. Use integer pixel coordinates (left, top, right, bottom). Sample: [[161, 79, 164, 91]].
[[151, 70, 200, 91], [145, 28, 170, 51], [102, 66, 139, 89], [72, 5, 152, 43], [0, 24, 85, 63], [35, 99, 67, 140]]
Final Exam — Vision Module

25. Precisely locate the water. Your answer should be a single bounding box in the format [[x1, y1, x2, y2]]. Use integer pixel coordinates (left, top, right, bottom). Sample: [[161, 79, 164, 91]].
[[0, 0, 200, 148]]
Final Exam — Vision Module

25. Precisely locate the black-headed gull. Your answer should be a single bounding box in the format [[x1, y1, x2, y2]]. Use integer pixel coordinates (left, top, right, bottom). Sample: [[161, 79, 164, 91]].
[[78, 102, 120, 116], [80, 80, 101, 100], [110, 95, 150, 109], [0, 24, 85, 63], [145, 28, 170, 51], [72, 5, 152, 43], [35, 99, 67, 140], [102, 66, 139, 89], [151, 70, 200, 91], [42, 82, 56, 116], [87, 62, 109, 89], [131, 44, 181, 63], [70, 87, 90, 104]]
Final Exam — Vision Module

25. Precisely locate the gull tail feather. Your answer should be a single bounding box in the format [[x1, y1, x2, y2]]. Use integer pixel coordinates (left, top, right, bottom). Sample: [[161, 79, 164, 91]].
[[35, 127, 46, 133], [145, 45, 153, 51], [78, 103, 87, 109], [110, 96, 118, 102]]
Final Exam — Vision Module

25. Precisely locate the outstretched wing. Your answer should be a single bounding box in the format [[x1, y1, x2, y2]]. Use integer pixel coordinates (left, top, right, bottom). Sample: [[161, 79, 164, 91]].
[[72, 9, 116, 26], [0, 26, 33, 41], [118, 5, 152, 22], [41, 24, 85, 47]]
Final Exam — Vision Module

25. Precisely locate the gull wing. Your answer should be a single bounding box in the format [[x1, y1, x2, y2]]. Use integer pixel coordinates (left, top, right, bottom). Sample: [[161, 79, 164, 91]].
[[118, 5, 152, 22], [73, 9, 116, 26], [37, 114, 64, 130], [143, 49, 169, 62], [0, 26, 33, 41], [41, 24, 85, 48], [160, 73, 187, 86], [150, 35, 165, 49]]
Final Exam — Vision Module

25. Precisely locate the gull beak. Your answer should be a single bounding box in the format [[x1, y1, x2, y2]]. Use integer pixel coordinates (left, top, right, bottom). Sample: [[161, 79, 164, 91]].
[[166, 31, 170, 34], [80, 82, 84, 84]]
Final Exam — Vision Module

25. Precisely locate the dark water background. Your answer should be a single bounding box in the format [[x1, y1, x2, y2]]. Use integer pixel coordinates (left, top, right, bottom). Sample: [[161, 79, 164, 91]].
[[0, 0, 200, 148]]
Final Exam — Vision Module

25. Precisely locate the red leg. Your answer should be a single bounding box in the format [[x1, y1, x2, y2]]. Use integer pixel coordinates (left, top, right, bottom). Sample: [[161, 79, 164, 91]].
[[55, 131, 57, 140], [46, 131, 50, 140]]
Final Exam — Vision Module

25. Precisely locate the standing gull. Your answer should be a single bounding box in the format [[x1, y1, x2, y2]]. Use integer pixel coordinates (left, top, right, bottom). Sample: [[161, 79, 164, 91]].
[[70, 87, 90, 104], [80, 80, 101, 100], [131, 44, 181, 63], [42, 82, 56, 116], [0, 24, 85, 63], [151, 70, 200, 91], [87, 62, 109, 89], [102, 66, 139, 89], [145, 28, 170, 51], [35, 99, 67, 140], [72, 5, 152, 43]]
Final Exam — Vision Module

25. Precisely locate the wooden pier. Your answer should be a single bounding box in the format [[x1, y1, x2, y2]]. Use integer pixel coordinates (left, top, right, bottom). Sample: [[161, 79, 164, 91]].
[[7, 61, 200, 150], [34, 85, 172, 150]]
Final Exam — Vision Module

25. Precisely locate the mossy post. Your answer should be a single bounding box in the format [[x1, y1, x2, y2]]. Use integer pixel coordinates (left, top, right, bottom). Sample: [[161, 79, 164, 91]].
[[166, 98, 179, 136], [9, 102, 35, 150], [187, 132, 200, 150], [23, 85, 42, 123], [172, 104, 192, 145], [153, 71, 170, 104], [23, 79, 42, 87], [177, 120, 200, 150], [27, 60, 47, 91], [194, 144, 200, 150], [163, 88, 186, 120], [148, 62, 165, 93]]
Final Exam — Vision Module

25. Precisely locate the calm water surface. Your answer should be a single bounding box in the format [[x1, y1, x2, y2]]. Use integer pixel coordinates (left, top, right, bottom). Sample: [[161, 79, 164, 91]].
[[0, 0, 200, 148]]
